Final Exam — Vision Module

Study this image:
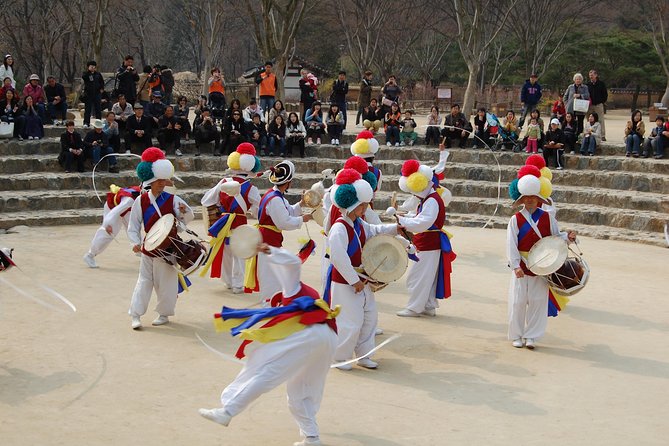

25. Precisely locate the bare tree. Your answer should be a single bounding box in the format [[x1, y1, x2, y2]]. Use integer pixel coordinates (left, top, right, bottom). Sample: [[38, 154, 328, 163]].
[[440, 0, 518, 118], [241, 0, 310, 97], [643, 0, 669, 105], [409, 31, 451, 100], [333, 0, 391, 76]]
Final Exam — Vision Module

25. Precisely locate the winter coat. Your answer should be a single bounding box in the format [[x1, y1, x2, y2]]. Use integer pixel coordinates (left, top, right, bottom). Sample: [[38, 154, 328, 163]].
[[358, 79, 373, 107], [563, 83, 591, 115], [520, 79, 542, 105], [116, 66, 139, 101], [82, 70, 104, 95]]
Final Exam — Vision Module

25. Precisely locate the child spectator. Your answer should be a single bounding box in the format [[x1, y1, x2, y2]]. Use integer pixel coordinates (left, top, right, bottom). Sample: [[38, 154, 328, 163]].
[[362, 98, 383, 133], [208, 68, 226, 115], [305, 101, 324, 144], [624, 109, 645, 158], [59, 121, 85, 173], [580, 112, 601, 156], [643, 116, 667, 159], [472, 107, 489, 149], [223, 109, 246, 155], [543, 118, 565, 170], [286, 112, 306, 157], [267, 114, 287, 156], [246, 113, 268, 154], [400, 110, 418, 146], [194, 108, 222, 156], [15, 96, 44, 140], [326, 103, 344, 146], [384, 102, 402, 146], [425, 105, 441, 146], [562, 112, 578, 154], [85, 119, 118, 172], [525, 117, 541, 154]]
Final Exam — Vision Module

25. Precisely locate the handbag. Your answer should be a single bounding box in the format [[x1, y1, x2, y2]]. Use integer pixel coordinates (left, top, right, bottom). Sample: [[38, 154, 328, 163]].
[[382, 97, 394, 107], [0, 121, 14, 138], [573, 98, 589, 113]]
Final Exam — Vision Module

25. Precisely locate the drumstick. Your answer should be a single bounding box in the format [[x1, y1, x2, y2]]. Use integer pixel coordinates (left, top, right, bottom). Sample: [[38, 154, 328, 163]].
[[395, 215, 413, 242], [365, 256, 388, 283]]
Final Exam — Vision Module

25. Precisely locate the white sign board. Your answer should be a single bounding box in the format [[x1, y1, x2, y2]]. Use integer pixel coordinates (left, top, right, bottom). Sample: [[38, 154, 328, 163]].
[[437, 88, 452, 99]]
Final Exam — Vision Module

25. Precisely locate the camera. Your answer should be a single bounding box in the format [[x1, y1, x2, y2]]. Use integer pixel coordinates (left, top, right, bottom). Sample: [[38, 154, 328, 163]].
[[242, 65, 266, 79]]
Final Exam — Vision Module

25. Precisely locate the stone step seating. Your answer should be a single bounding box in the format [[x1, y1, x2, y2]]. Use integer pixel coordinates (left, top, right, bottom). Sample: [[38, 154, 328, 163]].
[[1, 136, 667, 246]]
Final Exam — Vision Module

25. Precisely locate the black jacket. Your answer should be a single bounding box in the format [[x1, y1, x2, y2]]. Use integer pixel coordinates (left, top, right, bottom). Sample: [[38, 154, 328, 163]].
[[84, 129, 110, 148], [299, 78, 316, 103], [60, 130, 84, 151], [126, 115, 154, 137], [44, 83, 67, 104], [246, 121, 267, 140], [331, 79, 349, 103], [116, 66, 139, 101], [586, 79, 608, 106], [545, 128, 564, 146], [82, 70, 104, 95], [146, 101, 165, 121], [224, 117, 245, 135]]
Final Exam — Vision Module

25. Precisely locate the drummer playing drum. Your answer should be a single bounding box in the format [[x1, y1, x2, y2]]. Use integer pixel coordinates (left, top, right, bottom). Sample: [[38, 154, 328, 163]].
[[507, 166, 576, 349], [127, 148, 194, 330]]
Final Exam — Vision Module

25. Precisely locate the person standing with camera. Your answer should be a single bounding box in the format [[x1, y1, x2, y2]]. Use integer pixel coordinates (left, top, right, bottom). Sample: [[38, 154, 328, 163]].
[[256, 61, 278, 122], [115, 55, 139, 106]]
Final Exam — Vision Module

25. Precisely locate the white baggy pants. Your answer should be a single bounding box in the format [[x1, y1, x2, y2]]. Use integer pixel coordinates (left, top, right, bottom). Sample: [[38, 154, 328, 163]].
[[257, 252, 282, 303], [330, 282, 377, 362], [128, 254, 178, 317], [221, 324, 337, 437], [508, 274, 549, 340], [405, 250, 440, 313], [220, 246, 245, 289], [88, 204, 127, 257]]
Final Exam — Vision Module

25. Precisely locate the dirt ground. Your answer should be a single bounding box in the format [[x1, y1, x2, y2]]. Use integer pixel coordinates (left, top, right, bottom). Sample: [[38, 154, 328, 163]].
[[0, 223, 667, 446]]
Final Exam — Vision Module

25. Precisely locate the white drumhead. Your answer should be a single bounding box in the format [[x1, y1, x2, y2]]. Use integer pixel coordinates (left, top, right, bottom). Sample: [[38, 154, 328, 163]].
[[311, 207, 325, 227], [361, 235, 408, 284], [527, 235, 568, 276], [144, 214, 176, 251], [229, 224, 262, 259], [303, 190, 322, 208]]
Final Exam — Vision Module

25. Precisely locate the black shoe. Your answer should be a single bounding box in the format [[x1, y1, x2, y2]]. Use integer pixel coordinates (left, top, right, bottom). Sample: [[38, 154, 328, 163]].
[[109, 165, 120, 174], [213, 151, 221, 157], [642, 152, 649, 158], [195, 150, 201, 157], [625, 152, 630, 157]]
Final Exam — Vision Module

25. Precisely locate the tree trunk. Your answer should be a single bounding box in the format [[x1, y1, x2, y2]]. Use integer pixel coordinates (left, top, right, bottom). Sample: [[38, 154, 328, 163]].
[[662, 78, 669, 107], [462, 63, 479, 119]]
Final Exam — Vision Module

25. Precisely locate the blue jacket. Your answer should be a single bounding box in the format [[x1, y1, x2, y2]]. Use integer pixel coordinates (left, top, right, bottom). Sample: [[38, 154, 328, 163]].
[[521, 80, 542, 105]]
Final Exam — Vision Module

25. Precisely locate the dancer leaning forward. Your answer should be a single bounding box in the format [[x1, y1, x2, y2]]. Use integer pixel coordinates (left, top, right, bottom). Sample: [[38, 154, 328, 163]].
[[199, 244, 339, 446], [506, 163, 576, 349]]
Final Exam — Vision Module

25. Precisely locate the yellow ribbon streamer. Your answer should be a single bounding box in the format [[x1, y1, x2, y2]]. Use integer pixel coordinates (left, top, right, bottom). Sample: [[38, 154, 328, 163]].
[[243, 255, 258, 290], [199, 213, 237, 278], [178, 272, 189, 293]]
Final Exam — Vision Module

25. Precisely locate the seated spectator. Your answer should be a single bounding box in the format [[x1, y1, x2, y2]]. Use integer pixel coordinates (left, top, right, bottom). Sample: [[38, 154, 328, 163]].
[[21, 74, 46, 121], [226, 98, 242, 120], [543, 118, 565, 170], [103, 111, 121, 153], [472, 107, 490, 149], [552, 97, 566, 122], [223, 109, 246, 155], [580, 112, 601, 156], [643, 116, 667, 159], [0, 89, 19, 131], [85, 119, 118, 173], [0, 77, 16, 102], [15, 96, 44, 140], [157, 105, 182, 156], [384, 102, 402, 147], [193, 107, 222, 156], [326, 103, 344, 146], [208, 68, 226, 114], [174, 96, 191, 140], [425, 105, 441, 146], [267, 114, 287, 156], [400, 110, 418, 146], [498, 110, 519, 151], [624, 109, 645, 158], [269, 99, 288, 124], [305, 101, 325, 144], [44, 76, 68, 125], [243, 98, 264, 123], [193, 95, 208, 124], [562, 112, 578, 154], [146, 91, 166, 126], [59, 121, 85, 173], [441, 103, 470, 148], [286, 112, 306, 158], [125, 103, 153, 153], [246, 113, 268, 154], [112, 94, 133, 139], [137, 65, 152, 108], [362, 98, 382, 133]]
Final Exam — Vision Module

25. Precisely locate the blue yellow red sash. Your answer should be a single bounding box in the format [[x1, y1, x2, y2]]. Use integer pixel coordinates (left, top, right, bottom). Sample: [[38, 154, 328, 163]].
[[424, 225, 456, 299], [323, 218, 362, 303]]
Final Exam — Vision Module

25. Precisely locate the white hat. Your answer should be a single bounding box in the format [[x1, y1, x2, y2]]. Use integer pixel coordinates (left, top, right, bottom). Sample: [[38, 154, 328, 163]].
[[550, 118, 560, 126], [29, 74, 40, 81], [93, 119, 104, 129], [329, 168, 374, 213]]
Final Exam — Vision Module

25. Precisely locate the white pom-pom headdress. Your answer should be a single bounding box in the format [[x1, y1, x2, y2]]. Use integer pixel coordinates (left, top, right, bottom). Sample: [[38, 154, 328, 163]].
[[329, 168, 374, 213], [136, 147, 175, 186], [350, 130, 380, 159], [227, 142, 261, 174], [398, 159, 434, 195]]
